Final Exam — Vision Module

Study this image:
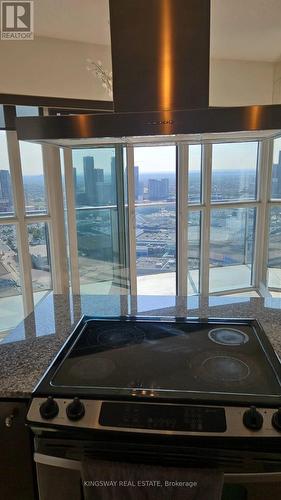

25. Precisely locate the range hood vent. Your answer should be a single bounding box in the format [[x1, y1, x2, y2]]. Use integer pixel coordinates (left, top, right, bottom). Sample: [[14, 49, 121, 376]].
[[109, 0, 210, 113]]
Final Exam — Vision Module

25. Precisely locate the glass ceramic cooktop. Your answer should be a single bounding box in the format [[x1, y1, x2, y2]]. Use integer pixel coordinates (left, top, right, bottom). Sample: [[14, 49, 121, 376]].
[[50, 319, 281, 398]]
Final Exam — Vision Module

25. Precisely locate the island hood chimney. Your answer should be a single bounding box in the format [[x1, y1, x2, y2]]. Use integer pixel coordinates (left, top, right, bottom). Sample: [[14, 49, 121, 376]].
[[16, 0, 281, 143], [110, 0, 210, 113]]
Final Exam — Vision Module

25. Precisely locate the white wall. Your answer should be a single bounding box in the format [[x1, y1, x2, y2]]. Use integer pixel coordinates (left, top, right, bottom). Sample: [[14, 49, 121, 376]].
[[210, 59, 274, 106], [273, 61, 281, 104], [0, 37, 277, 107], [0, 36, 112, 100]]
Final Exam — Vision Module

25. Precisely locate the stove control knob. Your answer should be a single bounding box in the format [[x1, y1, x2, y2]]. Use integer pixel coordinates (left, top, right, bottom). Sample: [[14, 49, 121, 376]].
[[272, 408, 281, 431], [243, 406, 263, 430], [66, 398, 85, 421], [39, 396, 59, 420]]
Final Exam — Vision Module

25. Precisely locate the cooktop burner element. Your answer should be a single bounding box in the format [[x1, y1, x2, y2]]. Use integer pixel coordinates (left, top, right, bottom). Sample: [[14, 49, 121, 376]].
[[96, 325, 145, 348], [208, 327, 249, 346], [193, 354, 251, 384], [67, 356, 116, 382]]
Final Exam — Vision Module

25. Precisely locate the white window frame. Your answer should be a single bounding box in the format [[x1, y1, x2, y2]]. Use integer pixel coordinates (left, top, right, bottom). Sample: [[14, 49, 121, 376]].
[[265, 136, 281, 293], [0, 129, 69, 319], [1, 129, 281, 322], [122, 134, 279, 297]]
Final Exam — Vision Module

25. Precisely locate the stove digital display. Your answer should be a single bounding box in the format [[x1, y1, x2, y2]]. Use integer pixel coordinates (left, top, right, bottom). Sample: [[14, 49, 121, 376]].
[[99, 403, 227, 433]]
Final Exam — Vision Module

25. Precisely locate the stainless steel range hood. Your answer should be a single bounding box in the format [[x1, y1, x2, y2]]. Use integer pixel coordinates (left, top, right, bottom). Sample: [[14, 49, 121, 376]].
[[110, 0, 210, 113], [16, 0, 281, 145]]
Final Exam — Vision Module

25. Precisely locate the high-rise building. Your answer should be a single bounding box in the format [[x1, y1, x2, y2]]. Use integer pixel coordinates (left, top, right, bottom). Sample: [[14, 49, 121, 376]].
[[148, 178, 169, 200], [83, 156, 104, 205], [94, 169, 104, 182], [160, 178, 169, 198], [110, 156, 116, 203], [83, 156, 95, 205], [134, 166, 140, 198], [73, 167, 77, 196], [272, 151, 281, 198], [0, 169, 13, 212]]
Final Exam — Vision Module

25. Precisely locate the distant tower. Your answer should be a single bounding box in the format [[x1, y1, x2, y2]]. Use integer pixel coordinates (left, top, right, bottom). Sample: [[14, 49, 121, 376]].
[[0, 170, 13, 212], [111, 156, 116, 202], [148, 179, 160, 200], [83, 156, 104, 205], [148, 178, 169, 200], [272, 151, 281, 198], [134, 166, 140, 198], [93, 169, 104, 182], [73, 167, 77, 195], [160, 178, 169, 198], [83, 156, 95, 205]]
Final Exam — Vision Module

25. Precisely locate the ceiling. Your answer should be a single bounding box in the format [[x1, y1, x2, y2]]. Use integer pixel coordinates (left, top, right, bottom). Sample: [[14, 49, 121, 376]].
[[34, 0, 111, 45], [211, 0, 281, 62], [34, 0, 281, 62]]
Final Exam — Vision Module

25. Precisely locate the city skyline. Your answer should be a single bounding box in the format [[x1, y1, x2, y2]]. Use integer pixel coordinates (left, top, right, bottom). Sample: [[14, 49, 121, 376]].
[[1, 152, 280, 211], [0, 137, 274, 175]]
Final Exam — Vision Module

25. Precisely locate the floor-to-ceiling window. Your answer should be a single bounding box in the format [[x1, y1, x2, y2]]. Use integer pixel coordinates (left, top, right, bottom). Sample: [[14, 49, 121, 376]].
[[65, 145, 129, 295], [209, 141, 258, 293], [133, 145, 176, 295], [0, 105, 64, 335], [268, 137, 281, 290], [61, 136, 280, 297]]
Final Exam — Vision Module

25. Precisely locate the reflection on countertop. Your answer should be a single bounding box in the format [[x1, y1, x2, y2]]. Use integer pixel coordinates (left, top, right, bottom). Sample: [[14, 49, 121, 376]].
[[1, 293, 281, 398]]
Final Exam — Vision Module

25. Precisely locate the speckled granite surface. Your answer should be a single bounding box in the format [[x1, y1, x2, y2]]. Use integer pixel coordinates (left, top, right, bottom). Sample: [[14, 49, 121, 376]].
[[1, 293, 281, 399]]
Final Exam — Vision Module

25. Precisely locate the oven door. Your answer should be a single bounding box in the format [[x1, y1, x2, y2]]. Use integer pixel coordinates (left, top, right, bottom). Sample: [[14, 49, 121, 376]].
[[34, 451, 281, 483], [34, 450, 281, 500], [33, 428, 281, 498], [35, 455, 82, 500]]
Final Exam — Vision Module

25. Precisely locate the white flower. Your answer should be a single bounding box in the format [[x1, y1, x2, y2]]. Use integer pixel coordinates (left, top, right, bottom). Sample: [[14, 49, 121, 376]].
[[86, 58, 113, 95]]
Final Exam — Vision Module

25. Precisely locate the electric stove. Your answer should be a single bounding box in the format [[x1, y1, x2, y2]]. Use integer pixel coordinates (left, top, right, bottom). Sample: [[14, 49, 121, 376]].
[[27, 316, 281, 438]]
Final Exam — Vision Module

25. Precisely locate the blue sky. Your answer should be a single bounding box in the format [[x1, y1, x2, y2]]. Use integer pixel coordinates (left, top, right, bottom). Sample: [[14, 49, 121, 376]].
[[273, 137, 281, 163], [131, 142, 258, 173], [0, 132, 274, 175], [0, 133, 44, 175]]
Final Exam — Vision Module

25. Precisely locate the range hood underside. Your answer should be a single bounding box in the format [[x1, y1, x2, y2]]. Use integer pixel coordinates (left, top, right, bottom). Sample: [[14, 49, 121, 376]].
[[16, 105, 281, 148], [25, 130, 280, 149]]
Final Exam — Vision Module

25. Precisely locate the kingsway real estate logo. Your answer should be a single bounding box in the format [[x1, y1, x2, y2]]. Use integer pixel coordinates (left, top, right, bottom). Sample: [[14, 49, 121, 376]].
[[1, 1, 34, 40]]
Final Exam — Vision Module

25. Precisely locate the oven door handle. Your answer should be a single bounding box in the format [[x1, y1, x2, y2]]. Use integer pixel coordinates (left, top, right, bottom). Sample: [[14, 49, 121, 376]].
[[34, 452, 81, 471], [34, 452, 281, 483]]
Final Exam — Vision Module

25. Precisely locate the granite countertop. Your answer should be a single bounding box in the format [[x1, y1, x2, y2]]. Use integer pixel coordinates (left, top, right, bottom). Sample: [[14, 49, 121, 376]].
[[1, 293, 281, 399]]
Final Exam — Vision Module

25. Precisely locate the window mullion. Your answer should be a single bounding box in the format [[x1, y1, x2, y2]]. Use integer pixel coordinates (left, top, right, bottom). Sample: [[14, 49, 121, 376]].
[[23, 214, 51, 223], [126, 145, 137, 295], [42, 144, 69, 293], [200, 143, 212, 296], [63, 148, 80, 295], [177, 143, 188, 296], [210, 201, 259, 209], [210, 287, 260, 296], [6, 130, 34, 315], [0, 217, 17, 224], [114, 145, 128, 291], [254, 139, 273, 288]]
